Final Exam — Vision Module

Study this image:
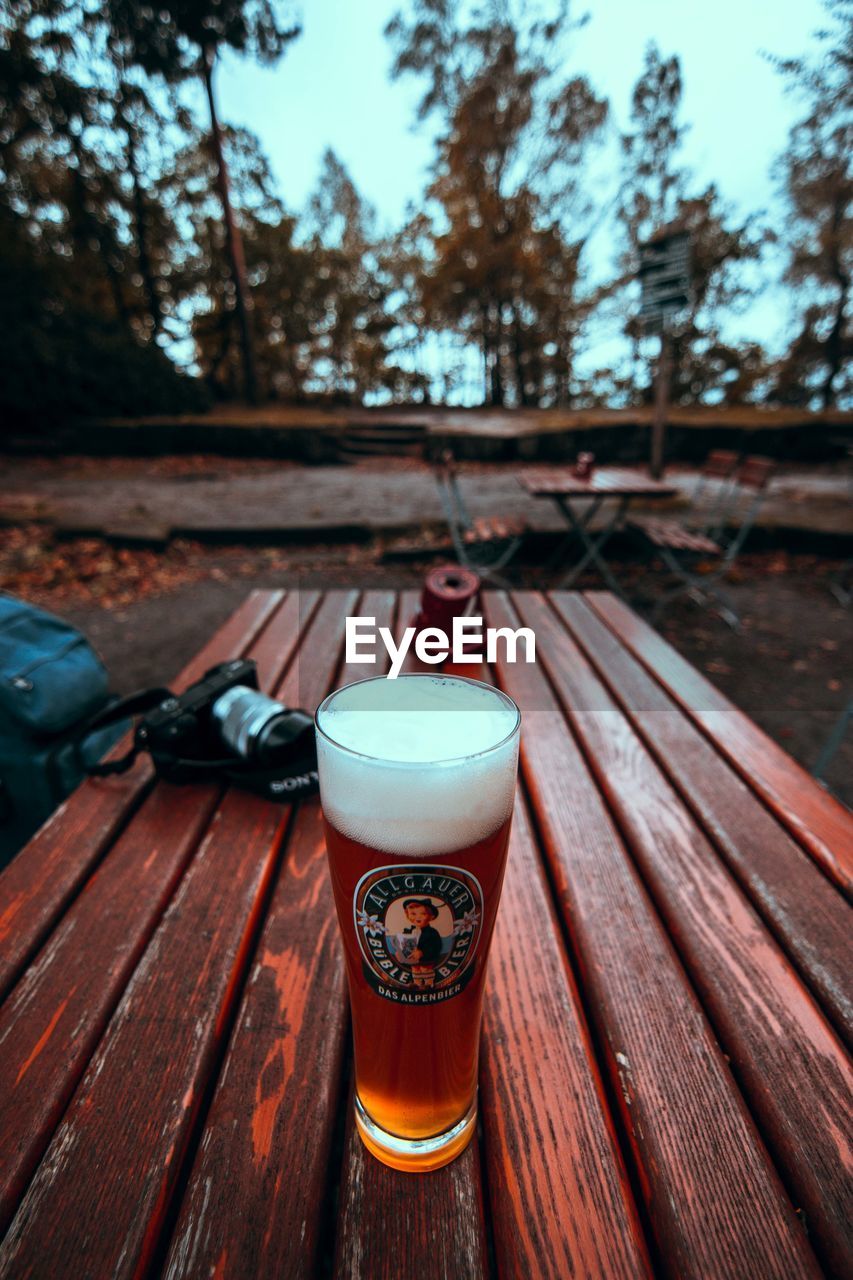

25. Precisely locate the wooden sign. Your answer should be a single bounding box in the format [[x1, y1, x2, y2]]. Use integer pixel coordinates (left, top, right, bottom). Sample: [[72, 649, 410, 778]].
[[637, 227, 692, 475], [638, 229, 691, 327]]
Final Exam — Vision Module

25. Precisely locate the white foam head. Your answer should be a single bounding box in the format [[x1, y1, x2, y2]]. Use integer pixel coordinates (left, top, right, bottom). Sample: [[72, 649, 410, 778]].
[[316, 675, 520, 857]]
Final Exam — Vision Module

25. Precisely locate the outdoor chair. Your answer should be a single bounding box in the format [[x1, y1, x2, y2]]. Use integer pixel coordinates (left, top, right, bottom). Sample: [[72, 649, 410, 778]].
[[434, 450, 526, 586], [629, 454, 775, 628], [641, 448, 742, 542]]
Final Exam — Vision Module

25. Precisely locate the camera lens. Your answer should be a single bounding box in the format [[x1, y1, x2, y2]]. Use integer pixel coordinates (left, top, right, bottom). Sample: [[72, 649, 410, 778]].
[[212, 686, 286, 762], [212, 686, 314, 767]]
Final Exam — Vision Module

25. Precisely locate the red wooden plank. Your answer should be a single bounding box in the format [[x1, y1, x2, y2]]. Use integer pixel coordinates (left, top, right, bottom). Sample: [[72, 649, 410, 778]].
[[516, 591, 853, 1277], [0, 590, 284, 1002], [0, 592, 319, 1237], [340, 588, 398, 683], [397, 587, 422, 667], [0, 792, 285, 1280], [480, 591, 819, 1279], [334, 1089, 490, 1280], [0, 591, 356, 1280], [0, 783, 219, 1239], [586, 591, 853, 898], [164, 589, 382, 1279], [481, 793, 652, 1279], [552, 593, 853, 1049], [164, 800, 348, 1280], [330, 598, 496, 1279], [438, 651, 650, 1277], [243, 588, 321, 690]]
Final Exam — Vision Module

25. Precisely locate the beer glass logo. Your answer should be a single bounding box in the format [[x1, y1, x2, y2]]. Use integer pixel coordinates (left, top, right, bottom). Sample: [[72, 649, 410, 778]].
[[354, 866, 483, 1004]]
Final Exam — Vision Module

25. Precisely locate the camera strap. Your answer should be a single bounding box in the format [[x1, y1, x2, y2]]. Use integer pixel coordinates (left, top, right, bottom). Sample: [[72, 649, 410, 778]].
[[218, 760, 319, 802], [77, 688, 173, 776]]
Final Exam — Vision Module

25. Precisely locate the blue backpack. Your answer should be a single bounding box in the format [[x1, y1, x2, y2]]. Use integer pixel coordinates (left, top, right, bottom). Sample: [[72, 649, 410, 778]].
[[0, 595, 124, 865]]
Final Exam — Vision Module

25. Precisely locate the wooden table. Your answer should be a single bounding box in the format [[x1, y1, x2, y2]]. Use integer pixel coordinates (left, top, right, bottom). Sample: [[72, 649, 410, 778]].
[[519, 467, 677, 593], [0, 589, 851, 1280]]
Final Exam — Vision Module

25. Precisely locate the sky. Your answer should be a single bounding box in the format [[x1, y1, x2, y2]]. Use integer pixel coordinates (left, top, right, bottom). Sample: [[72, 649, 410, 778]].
[[209, 0, 826, 394]]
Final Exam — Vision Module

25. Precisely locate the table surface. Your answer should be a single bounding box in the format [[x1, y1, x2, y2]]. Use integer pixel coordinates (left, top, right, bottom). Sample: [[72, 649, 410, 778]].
[[0, 589, 851, 1280], [518, 466, 679, 497]]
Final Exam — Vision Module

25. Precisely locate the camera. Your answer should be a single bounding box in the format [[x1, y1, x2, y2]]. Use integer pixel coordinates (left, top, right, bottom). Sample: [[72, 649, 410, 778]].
[[82, 659, 318, 801]]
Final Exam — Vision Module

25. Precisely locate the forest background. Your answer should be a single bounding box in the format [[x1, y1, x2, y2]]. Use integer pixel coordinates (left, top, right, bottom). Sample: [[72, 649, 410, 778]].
[[2, 0, 850, 425]]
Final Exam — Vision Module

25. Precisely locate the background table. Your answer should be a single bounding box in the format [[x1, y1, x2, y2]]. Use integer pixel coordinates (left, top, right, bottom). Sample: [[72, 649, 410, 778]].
[[519, 467, 678, 592], [0, 589, 850, 1279]]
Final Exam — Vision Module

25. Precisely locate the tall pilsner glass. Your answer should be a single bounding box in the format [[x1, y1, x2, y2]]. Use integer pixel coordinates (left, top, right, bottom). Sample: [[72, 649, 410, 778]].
[[315, 674, 521, 1172]]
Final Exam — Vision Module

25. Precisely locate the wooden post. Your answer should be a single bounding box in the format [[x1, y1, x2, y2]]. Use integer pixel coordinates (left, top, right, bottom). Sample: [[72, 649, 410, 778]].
[[651, 327, 671, 479]]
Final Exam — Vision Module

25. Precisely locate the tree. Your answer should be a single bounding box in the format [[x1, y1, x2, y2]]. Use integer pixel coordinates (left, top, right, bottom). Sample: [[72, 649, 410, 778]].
[[667, 188, 769, 403], [170, 123, 285, 396], [0, 0, 207, 426], [304, 150, 397, 400], [97, 30, 191, 343], [387, 0, 609, 406], [617, 47, 770, 406], [772, 0, 852, 407], [3, 0, 205, 347], [105, 0, 301, 403], [1, 1, 128, 321], [380, 213, 436, 401], [186, 143, 419, 403], [617, 44, 685, 383], [619, 44, 685, 252]]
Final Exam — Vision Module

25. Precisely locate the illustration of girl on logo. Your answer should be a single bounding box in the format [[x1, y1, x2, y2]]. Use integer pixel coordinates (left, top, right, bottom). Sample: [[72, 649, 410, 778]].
[[393, 898, 444, 989]]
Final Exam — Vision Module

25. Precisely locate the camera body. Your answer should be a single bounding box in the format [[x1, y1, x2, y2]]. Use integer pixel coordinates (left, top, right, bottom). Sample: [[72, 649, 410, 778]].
[[138, 659, 261, 781], [129, 660, 318, 798], [84, 658, 319, 800]]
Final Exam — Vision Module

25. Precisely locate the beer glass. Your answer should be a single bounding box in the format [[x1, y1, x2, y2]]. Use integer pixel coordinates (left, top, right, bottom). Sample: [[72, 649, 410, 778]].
[[315, 674, 521, 1172]]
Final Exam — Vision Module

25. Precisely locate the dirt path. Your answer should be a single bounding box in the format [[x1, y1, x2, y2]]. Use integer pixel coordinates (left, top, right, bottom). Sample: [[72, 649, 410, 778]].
[[5, 456, 852, 542]]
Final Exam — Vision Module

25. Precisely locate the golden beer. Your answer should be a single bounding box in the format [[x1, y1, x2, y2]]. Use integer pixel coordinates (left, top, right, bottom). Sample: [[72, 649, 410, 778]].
[[316, 674, 520, 1172]]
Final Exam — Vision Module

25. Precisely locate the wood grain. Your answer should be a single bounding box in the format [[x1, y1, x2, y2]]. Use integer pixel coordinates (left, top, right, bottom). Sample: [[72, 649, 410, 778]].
[[4, 587, 847, 1280], [0, 592, 353, 1280], [519, 468, 677, 497], [164, 590, 376, 1279], [481, 591, 820, 1280], [0, 790, 286, 1280], [628, 515, 720, 554], [0, 592, 319, 1237], [480, 793, 652, 1279], [396, 586, 425, 674], [553, 592, 853, 1049], [334, 1088, 490, 1280], [343, 588, 398, 682], [0, 780, 219, 1239], [163, 799, 348, 1280], [0, 589, 283, 1002], [517, 590, 853, 1277], [442, 650, 650, 1278], [586, 591, 853, 898]]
